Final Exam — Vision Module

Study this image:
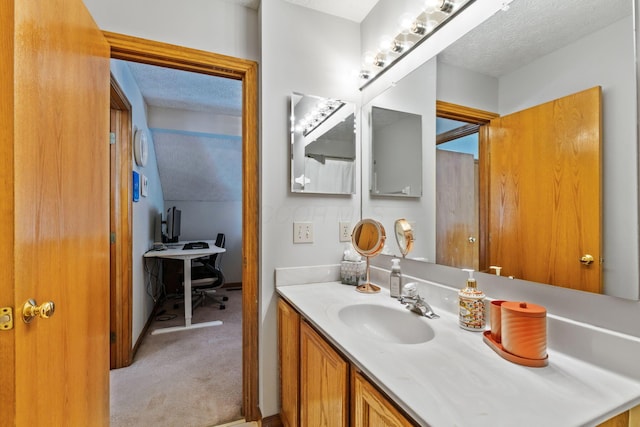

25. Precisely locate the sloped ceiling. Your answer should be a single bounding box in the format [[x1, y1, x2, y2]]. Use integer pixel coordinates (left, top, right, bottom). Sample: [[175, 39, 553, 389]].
[[123, 60, 242, 202]]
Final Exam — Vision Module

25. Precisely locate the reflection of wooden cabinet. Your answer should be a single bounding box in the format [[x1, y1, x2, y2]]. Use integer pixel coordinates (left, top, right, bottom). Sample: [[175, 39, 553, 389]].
[[300, 321, 348, 426], [278, 298, 412, 427], [352, 368, 414, 427]]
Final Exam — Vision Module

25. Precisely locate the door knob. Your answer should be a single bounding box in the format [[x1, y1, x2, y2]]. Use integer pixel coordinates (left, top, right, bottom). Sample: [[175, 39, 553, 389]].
[[22, 299, 55, 323], [579, 254, 595, 266]]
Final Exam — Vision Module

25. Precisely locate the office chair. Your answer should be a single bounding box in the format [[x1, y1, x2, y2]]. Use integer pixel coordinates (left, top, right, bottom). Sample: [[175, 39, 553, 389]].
[[190, 233, 228, 310]]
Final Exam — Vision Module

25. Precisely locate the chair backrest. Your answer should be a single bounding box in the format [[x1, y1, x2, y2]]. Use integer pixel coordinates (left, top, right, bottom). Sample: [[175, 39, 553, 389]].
[[210, 233, 225, 267], [215, 233, 225, 249]]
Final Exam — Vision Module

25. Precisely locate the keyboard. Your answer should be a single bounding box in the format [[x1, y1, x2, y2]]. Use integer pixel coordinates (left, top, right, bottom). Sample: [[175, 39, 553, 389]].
[[183, 241, 209, 250]]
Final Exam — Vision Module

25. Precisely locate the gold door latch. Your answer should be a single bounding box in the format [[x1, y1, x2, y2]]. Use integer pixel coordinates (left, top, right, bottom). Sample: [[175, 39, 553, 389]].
[[0, 307, 13, 331], [580, 254, 595, 265], [22, 299, 55, 324]]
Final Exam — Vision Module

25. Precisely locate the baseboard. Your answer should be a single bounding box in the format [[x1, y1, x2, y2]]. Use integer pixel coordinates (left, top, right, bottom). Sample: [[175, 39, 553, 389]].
[[260, 414, 283, 427], [131, 299, 163, 361], [223, 281, 243, 290]]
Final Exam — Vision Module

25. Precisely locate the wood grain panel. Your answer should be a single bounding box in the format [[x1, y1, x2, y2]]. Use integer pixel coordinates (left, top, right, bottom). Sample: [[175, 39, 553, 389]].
[[10, 0, 111, 424], [0, 1, 16, 424], [300, 321, 348, 427], [436, 149, 479, 269], [598, 410, 630, 427], [351, 368, 415, 427], [487, 87, 602, 292], [109, 77, 133, 369], [436, 100, 499, 124], [278, 299, 300, 427]]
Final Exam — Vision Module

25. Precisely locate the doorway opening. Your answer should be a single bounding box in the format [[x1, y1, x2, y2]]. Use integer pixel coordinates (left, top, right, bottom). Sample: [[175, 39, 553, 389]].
[[435, 101, 498, 273], [106, 32, 260, 423]]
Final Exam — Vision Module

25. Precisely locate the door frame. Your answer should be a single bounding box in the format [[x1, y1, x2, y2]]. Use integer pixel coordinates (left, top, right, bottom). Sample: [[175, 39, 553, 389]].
[[104, 32, 261, 421], [110, 78, 133, 369], [436, 101, 499, 271]]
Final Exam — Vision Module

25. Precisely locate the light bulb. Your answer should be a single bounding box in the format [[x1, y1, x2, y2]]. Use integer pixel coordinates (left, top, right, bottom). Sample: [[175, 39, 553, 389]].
[[363, 51, 376, 66], [424, 0, 440, 13], [379, 35, 395, 52], [399, 13, 414, 34], [373, 52, 386, 68]]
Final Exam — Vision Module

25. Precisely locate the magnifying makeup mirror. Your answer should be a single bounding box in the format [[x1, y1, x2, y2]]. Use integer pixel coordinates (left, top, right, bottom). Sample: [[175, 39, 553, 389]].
[[394, 218, 414, 258], [351, 218, 386, 293]]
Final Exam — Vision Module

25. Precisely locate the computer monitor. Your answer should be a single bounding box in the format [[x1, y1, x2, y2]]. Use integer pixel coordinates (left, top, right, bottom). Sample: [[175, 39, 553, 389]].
[[153, 212, 164, 246], [165, 206, 182, 243]]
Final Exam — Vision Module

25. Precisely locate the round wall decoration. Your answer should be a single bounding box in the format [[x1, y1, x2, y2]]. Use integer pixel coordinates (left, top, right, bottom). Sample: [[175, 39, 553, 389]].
[[133, 128, 148, 167]]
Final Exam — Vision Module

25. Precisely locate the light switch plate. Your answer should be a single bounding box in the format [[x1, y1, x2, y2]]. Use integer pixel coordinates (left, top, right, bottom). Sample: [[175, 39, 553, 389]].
[[293, 222, 313, 243]]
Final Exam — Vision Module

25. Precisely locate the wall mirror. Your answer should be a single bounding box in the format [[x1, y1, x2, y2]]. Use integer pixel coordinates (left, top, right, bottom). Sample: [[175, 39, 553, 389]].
[[371, 106, 422, 197], [290, 92, 356, 194], [362, 0, 639, 300]]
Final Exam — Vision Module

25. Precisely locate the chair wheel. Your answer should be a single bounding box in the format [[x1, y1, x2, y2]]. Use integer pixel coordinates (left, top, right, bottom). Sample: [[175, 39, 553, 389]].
[[220, 305, 226, 310], [222, 296, 229, 301]]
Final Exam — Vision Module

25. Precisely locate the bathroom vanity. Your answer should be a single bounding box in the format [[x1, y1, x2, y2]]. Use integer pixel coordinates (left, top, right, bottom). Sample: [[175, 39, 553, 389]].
[[276, 266, 640, 427]]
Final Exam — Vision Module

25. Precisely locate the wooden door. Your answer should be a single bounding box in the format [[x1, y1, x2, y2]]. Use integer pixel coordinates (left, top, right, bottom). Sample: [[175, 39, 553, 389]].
[[351, 368, 415, 427], [436, 149, 479, 269], [300, 321, 348, 427], [487, 86, 602, 292], [279, 299, 301, 427], [0, 0, 111, 425]]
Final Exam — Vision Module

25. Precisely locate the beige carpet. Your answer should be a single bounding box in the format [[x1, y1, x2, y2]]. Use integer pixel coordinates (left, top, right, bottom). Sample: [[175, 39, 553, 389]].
[[110, 289, 243, 427]]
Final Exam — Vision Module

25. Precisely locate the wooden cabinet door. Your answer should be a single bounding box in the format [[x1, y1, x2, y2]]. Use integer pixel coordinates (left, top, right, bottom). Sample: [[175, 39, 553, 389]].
[[351, 368, 415, 427], [279, 299, 301, 427], [300, 320, 349, 427]]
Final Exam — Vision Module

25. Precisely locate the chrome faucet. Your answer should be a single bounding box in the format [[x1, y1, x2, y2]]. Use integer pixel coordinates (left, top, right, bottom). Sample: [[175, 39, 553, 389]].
[[399, 282, 440, 319]]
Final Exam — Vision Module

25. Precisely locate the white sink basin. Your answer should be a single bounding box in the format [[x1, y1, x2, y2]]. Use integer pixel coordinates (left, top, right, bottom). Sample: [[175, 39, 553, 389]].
[[338, 303, 435, 344]]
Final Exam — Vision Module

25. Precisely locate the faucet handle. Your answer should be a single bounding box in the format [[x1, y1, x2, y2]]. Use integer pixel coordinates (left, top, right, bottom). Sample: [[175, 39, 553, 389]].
[[402, 282, 418, 298]]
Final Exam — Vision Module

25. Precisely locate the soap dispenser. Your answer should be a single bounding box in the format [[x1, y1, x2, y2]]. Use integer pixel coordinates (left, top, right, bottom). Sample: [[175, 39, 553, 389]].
[[389, 258, 402, 298], [459, 269, 486, 331]]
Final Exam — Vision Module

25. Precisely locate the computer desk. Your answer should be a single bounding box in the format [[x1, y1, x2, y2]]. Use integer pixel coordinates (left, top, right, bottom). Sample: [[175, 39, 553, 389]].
[[143, 240, 226, 335]]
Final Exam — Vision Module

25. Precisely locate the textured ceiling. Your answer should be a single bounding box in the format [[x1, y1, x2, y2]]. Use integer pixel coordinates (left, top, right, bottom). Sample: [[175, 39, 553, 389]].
[[126, 61, 242, 115], [439, 0, 631, 77]]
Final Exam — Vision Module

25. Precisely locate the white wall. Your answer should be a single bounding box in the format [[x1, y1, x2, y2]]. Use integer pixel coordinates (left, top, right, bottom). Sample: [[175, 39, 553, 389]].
[[110, 59, 165, 345], [165, 200, 242, 283], [436, 60, 499, 112], [82, 0, 259, 62], [260, 0, 361, 416], [362, 59, 437, 263]]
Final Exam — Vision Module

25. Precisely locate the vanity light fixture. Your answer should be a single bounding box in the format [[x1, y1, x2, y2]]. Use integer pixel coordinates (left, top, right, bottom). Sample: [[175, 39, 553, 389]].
[[359, 0, 475, 88], [296, 99, 345, 137]]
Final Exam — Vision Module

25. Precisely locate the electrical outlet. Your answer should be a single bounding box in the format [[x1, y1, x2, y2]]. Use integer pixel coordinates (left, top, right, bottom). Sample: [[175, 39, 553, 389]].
[[293, 222, 313, 243], [339, 222, 351, 242]]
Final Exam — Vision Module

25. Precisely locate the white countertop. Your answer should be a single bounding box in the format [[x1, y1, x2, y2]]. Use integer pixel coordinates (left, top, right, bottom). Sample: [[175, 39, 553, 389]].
[[277, 281, 640, 427]]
